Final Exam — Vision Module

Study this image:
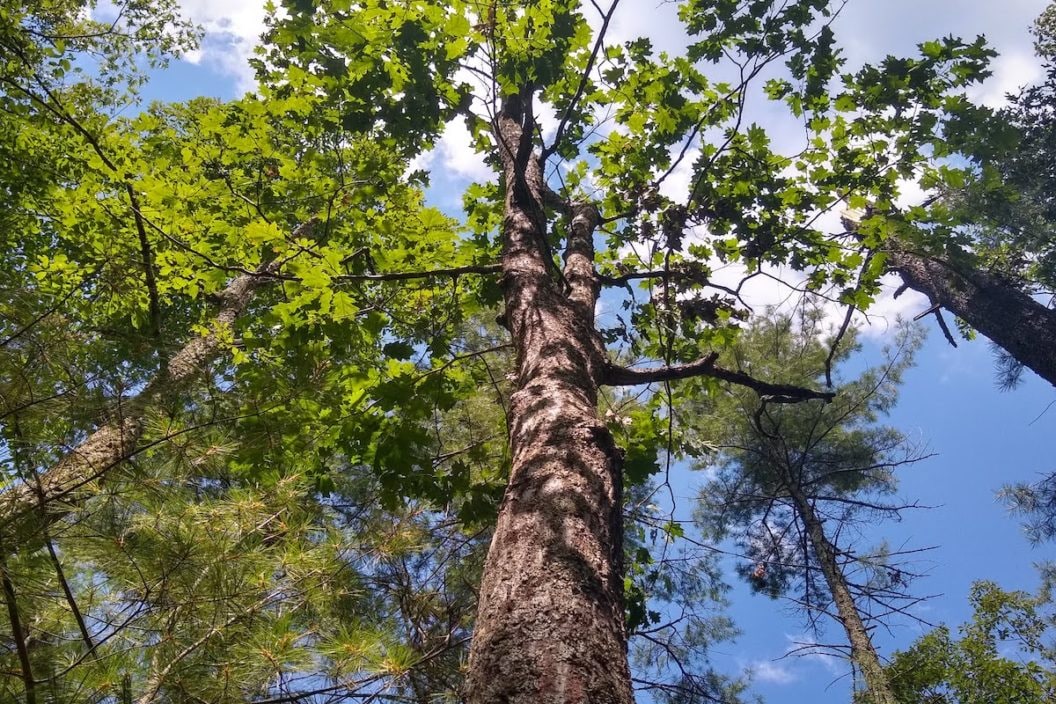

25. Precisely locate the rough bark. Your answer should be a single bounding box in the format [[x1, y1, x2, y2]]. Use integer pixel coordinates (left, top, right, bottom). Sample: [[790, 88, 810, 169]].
[[0, 233, 303, 553], [785, 479, 896, 704], [464, 101, 633, 704], [887, 245, 1056, 387]]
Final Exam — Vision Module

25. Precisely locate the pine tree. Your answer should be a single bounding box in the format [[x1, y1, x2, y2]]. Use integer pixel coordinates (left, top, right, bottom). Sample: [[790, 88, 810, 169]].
[[692, 310, 930, 703]]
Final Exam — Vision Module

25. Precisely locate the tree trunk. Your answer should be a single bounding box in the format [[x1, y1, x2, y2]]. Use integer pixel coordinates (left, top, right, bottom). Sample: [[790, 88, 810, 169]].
[[785, 480, 896, 704], [464, 100, 633, 704], [888, 245, 1056, 387], [1, 558, 36, 704], [0, 241, 299, 553]]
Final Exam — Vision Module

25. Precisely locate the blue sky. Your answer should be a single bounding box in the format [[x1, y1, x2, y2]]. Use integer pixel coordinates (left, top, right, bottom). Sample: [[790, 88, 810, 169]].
[[135, 0, 1056, 700]]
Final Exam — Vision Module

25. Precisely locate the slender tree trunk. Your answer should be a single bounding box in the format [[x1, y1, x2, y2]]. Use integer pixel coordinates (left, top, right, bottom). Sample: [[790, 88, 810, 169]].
[[0, 237, 302, 553], [785, 480, 896, 704], [888, 245, 1056, 387], [1, 558, 36, 704], [464, 99, 633, 704]]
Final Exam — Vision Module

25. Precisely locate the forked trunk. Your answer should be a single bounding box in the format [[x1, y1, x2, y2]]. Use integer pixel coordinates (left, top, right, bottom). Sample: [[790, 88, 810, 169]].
[[464, 102, 633, 704]]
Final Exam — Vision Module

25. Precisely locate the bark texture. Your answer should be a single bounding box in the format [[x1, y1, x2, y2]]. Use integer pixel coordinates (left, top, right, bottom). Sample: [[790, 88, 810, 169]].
[[0, 249, 292, 552], [464, 101, 633, 704], [785, 479, 896, 704], [888, 245, 1056, 387]]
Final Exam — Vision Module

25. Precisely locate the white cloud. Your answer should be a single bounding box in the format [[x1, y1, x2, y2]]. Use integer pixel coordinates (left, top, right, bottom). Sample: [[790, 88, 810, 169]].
[[437, 120, 494, 183], [836, 0, 1045, 68], [176, 0, 269, 93], [970, 50, 1045, 109], [592, 0, 688, 55], [536, 98, 560, 143], [658, 148, 699, 202], [406, 147, 437, 177], [894, 177, 930, 211], [784, 633, 844, 674], [751, 659, 799, 685], [595, 296, 611, 324], [740, 634, 847, 688], [706, 258, 925, 342]]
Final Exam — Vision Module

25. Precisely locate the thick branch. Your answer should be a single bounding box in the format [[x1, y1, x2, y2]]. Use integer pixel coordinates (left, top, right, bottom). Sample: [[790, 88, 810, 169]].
[[706, 366, 834, 403], [598, 267, 705, 286], [605, 352, 721, 385], [126, 183, 163, 341], [46, 535, 94, 651], [851, 203, 1056, 384], [605, 354, 835, 403]]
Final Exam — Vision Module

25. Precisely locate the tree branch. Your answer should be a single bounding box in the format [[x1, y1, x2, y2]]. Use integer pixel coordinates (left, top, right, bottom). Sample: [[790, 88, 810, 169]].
[[605, 352, 720, 385], [825, 302, 856, 388], [333, 263, 502, 283], [45, 535, 94, 651], [541, 0, 621, 161], [0, 559, 36, 704], [604, 354, 835, 403], [596, 266, 744, 301], [913, 302, 958, 347], [126, 183, 163, 341]]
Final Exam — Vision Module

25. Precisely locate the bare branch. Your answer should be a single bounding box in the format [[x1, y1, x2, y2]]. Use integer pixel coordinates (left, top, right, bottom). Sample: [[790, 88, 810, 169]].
[[825, 302, 856, 388], [934, 309, 959, 347], [597, 266, 748, 306], [333, 263, 502, 283], [604, 354, 836, 403], [604, 352, 720, 385]]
